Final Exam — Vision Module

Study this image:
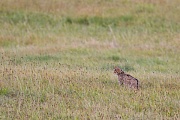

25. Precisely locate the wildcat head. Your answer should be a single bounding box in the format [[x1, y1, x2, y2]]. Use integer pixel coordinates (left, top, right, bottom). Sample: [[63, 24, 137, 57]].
[[114, 67, 124, 75]]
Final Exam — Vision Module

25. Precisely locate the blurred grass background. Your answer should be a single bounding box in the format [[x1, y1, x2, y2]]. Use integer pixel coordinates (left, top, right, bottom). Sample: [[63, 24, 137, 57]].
[[0, 0, 180, 119]]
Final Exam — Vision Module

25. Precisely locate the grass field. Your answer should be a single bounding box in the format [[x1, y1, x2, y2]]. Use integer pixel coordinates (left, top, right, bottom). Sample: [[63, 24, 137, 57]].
[[0, 0, 180, 119]]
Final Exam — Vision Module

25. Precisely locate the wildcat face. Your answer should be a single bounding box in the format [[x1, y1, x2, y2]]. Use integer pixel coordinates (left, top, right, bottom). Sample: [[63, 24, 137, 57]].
[[114, 67, 124, 75]]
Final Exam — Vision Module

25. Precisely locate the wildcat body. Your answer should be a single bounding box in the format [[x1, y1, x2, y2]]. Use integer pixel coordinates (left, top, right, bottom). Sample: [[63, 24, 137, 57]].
[[114, 67, 139, 89]]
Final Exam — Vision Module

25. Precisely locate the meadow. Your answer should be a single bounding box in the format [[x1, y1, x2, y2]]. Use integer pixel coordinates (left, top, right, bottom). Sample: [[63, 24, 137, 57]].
[[0, 0, 180, 119]]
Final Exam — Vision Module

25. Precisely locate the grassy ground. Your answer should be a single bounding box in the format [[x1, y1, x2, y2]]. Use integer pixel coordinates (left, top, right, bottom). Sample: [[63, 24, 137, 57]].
[[0, 0, 180, 119]]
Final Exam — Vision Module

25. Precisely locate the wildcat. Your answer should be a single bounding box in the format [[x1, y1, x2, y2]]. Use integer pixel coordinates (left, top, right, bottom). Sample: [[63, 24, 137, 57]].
[[114, 67, 139, 89]]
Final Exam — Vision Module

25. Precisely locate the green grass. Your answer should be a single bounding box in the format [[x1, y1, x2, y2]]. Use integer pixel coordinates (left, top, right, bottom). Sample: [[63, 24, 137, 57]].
[[0, 88, 9, 96], [0, 0, 180, 119]]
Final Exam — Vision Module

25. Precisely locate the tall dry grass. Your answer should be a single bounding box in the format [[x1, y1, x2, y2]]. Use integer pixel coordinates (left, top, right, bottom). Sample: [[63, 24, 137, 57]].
[[0, 0, 180, 119]]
